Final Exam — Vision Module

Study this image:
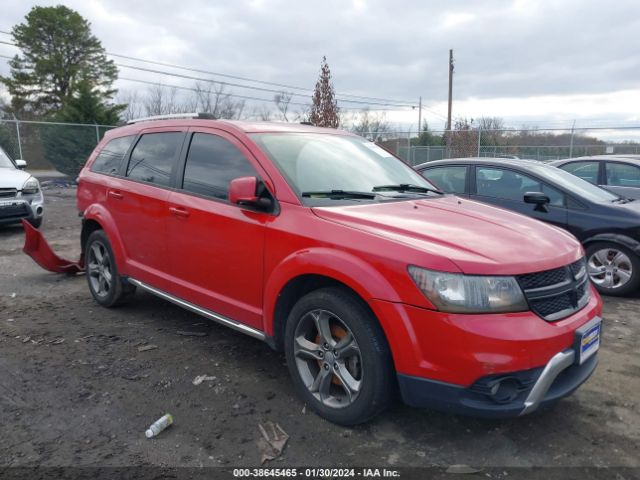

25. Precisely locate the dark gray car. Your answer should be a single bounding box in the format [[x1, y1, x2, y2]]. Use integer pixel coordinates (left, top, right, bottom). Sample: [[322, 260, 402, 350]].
[[415, 157, 640, 296], [550, 155, 640, 200]]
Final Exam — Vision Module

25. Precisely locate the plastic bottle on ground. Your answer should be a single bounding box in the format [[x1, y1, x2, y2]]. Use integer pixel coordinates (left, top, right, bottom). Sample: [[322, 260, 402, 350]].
[[145, 413, 173, 438]]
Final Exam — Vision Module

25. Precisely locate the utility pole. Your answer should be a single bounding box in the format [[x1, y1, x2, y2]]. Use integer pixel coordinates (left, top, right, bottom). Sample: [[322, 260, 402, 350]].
[[418, 96, 422, 134], [447, 49, 454, 131], [569, 119, 576, 158]]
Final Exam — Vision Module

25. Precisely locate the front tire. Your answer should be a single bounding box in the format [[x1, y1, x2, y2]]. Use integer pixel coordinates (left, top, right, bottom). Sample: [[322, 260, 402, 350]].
[[85, 230, 129, 307], [284, 287, 394, 425], [586, 242, 640, 296]]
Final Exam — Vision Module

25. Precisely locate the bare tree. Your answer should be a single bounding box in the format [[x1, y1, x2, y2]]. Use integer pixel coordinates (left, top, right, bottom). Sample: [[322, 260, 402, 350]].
[[116, 89, 144, 122], [292, 104, 310, 123], [143, 83, 184, 116], [447, 117, 478, 158], [348, 108, 393, 141], [191, 82, 245, 119], [247, 104, 274, 121], [273, 91, 293, 121]]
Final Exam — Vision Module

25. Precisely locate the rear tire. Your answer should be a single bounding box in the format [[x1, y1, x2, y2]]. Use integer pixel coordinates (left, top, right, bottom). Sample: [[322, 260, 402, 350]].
[[85, 230, 130, 307], [284, 287, 394, 425], [586, 242, 640, 296]]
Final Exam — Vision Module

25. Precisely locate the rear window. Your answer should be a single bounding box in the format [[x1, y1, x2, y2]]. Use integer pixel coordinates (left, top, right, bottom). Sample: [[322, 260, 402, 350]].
[[91, 135, 135, 175], [421, 166, 467, 194], [559, 161, 599, 184], [126, 132, 183, 187]]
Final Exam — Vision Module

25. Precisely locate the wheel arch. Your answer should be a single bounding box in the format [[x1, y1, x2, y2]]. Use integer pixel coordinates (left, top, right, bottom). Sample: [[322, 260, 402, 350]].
[[81, 205, 128, 272], [264, 248, 404, 352], [582, 233, 640, 256]]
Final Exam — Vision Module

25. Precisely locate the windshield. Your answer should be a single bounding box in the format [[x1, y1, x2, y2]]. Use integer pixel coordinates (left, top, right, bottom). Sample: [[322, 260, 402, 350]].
[[0, 147, 16, 168], [534, 164, 620, 203], [251, 133, 438, 203]]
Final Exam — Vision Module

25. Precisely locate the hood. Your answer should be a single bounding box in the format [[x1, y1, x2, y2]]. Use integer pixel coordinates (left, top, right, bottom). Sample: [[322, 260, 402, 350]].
[[0, 167, 31, 189], [312, 196, 583, 275]]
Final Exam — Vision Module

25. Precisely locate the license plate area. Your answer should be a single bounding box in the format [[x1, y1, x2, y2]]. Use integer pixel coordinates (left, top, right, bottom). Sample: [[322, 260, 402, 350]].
[[574, 317, 601, 365]]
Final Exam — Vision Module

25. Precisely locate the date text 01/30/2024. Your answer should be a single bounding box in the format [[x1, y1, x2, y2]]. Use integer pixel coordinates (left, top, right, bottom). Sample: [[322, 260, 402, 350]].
[[232, 468, 400, 478]]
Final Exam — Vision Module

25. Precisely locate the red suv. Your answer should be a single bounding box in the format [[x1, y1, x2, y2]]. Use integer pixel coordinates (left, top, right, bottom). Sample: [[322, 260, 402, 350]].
[[74, 115, 603, 425]]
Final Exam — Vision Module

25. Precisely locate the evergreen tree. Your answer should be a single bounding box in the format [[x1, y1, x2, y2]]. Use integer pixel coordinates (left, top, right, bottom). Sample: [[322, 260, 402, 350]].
[[43, 81, 124, 176], [1, 5, 118, 117], [309, 56, 339, 128]]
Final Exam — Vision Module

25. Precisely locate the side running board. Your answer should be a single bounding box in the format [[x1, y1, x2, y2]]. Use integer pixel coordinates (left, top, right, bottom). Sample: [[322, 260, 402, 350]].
[[128, 278, 266, 341]]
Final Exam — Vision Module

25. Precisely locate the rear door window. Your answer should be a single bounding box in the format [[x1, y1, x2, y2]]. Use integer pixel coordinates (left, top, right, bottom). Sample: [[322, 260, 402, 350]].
[[91, 135, 135, 175], [558, 161, 599, 184], [181, 133, 258, 200], [476, 167, 564, 206], [605, 162, 640, 188], [420, 166, 467, 194], [126, 132, 183, 187]]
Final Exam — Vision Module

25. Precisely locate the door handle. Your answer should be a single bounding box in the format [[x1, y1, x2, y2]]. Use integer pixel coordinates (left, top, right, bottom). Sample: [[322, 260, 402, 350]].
[[169, 206, 190, 218], [108, 190, 124, 200]]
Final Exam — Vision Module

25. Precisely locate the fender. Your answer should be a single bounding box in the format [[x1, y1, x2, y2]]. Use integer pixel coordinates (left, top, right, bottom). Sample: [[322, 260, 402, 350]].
[[82, 204, 129, 273], [582, 233, 640, 255], [263, 247, 409, 337]]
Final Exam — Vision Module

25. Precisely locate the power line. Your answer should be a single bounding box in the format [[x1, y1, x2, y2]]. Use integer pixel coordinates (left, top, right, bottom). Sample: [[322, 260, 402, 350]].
[[0, 32, 431, 108], [114, 62, 416, 108], [118, 76, 412, 112]]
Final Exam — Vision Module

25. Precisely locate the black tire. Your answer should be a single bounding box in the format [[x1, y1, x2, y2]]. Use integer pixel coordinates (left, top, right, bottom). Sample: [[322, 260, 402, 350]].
[[85, 230, 131, 307], [585, 242, 640, 296], [28, 217, 42, 228], [284, 286, 394, 425]]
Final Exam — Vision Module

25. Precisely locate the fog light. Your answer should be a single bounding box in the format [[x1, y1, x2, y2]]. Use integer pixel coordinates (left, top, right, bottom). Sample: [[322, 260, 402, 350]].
[[490, 378, 521, 404]]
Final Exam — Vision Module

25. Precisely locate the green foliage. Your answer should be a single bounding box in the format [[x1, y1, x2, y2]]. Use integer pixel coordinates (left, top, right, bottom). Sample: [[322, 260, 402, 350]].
[[413, 121, 444, 146], [0, 5, 118, 117], [0, 123, 19, 159], [42, 81, 122, 177]]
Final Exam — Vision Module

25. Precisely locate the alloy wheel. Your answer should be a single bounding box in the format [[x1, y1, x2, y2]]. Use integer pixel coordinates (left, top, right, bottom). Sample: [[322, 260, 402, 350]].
[[588, 247, 633, 289], [293, 309, 362, 409], [87, 240, 113, 297]]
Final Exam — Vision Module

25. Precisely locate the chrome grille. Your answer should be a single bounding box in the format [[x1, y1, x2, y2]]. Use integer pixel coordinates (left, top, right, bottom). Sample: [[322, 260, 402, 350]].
[[518, 258, 590, 321]]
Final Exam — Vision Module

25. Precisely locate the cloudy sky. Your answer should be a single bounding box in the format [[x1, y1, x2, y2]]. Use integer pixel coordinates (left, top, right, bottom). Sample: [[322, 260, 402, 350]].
[[1, 0, 640, 130]]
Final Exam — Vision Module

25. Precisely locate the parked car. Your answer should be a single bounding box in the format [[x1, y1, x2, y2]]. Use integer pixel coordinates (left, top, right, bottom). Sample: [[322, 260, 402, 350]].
[[550, 155, 640, 200], [0, 146, 44, 228], [416, 157, 640, 296], [27, 116, 603, 424]]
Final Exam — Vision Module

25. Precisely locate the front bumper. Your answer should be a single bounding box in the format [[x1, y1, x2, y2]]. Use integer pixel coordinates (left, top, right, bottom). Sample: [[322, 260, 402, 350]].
[[368, 284, 603, 417], [397, 344, 598, 418], [0, 192, 44, 225]]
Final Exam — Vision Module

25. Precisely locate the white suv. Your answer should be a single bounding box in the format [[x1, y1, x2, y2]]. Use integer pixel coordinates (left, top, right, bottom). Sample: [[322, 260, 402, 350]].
[[0, 146, 44, 228]]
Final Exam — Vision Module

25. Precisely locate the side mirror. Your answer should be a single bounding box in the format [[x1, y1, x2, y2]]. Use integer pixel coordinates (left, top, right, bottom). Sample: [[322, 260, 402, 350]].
[[524, 191, 550, 212], [15, 159, 27, 169], [229, 176, 272, 210]]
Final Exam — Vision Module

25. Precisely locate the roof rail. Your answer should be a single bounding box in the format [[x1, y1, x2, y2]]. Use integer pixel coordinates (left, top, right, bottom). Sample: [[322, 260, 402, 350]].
[[126, 112, 216, 124]]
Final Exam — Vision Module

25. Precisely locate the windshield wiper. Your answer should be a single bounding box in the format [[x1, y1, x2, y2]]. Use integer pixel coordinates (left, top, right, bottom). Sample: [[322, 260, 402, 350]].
[[301, 190, 377, 199], [372, 183, 443, 194]]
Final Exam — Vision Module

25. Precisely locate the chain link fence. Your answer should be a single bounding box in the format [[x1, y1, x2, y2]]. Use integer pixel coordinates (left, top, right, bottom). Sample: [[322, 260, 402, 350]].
[[372, 127, 640, 166], [2, 118, 640, 176], [0, 119, 114, 176]]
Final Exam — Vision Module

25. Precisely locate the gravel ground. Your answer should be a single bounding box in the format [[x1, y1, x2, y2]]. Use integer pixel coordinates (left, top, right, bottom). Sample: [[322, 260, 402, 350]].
[[0, 187, 638, 474]]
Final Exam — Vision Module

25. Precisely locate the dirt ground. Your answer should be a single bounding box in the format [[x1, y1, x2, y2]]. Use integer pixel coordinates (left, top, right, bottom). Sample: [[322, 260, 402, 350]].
[[1, 187, 639, 473]]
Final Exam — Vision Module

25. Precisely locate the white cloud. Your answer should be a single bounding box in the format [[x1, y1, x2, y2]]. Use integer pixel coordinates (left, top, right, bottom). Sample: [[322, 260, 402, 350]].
[[0, 0, 638, 129]]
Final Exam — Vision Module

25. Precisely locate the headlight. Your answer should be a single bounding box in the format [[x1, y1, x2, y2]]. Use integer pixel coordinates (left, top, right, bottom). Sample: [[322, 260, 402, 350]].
[[22, 176, 39, 194], [408, 266, 528, 313]]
